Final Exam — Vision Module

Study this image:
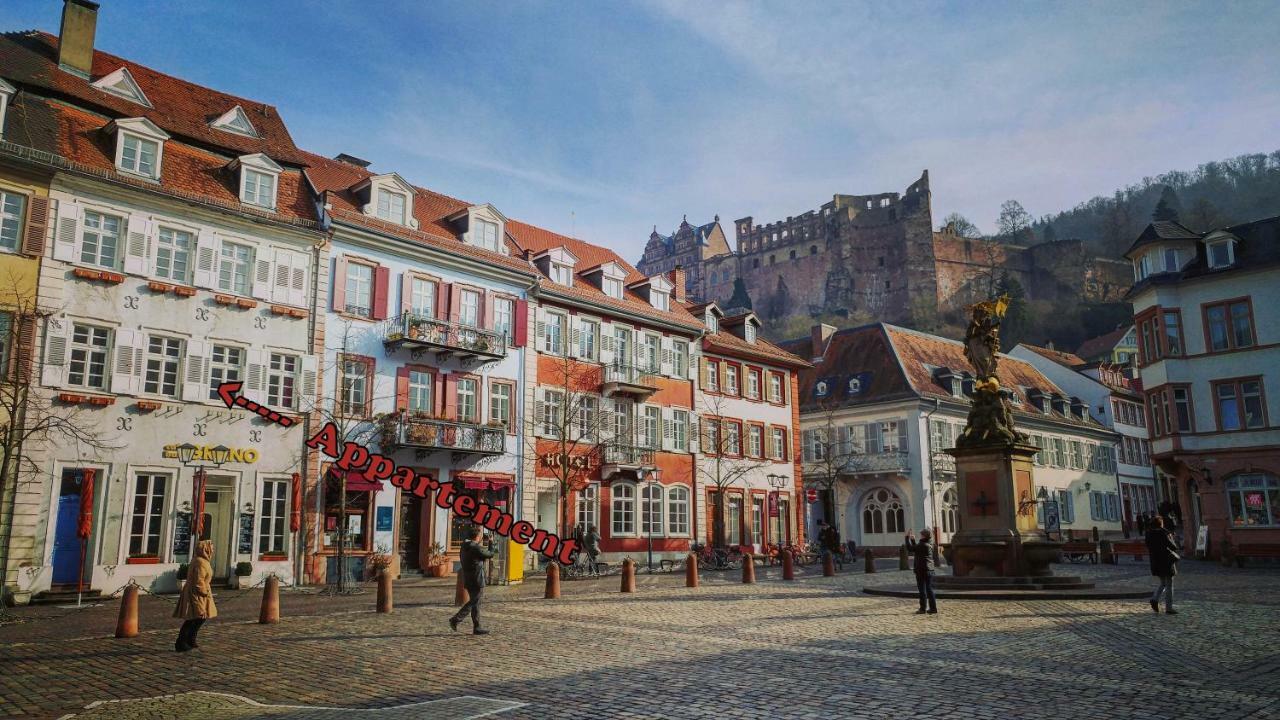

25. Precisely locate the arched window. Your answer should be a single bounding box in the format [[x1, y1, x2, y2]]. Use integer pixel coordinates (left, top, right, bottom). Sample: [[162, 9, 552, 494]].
[[612, 483, 635, 536], [667, 486, 689, 535], [941, 488, 958, 535], [861, 487, 906, 543], [641, 483, 664, 536], [1226, 473, 1279, 527]]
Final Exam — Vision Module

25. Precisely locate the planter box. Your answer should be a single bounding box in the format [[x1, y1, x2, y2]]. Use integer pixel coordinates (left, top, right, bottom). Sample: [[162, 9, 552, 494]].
[[57, 392, 86, 404], [172, 285, 197, 297], [86, 395, 115, 406], [235, 298, 258, 309], [214, 294, 237, 306], [147, 281, 174, 293], [135, 400, 163, 411], [126, 556, 160, 565]]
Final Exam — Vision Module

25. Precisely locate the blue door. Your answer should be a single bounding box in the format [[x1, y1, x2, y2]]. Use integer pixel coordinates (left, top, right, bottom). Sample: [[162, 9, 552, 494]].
[[52, 493, 82, 584]]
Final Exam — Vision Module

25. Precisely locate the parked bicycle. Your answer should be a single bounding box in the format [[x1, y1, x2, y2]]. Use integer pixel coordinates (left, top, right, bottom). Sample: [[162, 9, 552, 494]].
[[690, 542, 745, 571]]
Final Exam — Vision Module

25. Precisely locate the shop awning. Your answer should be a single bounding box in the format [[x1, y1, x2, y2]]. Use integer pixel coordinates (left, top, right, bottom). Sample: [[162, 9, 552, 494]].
[[335, 469, 384, 493], [459, 475, 514, 491]]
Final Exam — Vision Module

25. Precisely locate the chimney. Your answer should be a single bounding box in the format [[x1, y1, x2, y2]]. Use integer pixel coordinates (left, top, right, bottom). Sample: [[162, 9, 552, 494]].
[[810, 323, 836, 361], [670, 265, 686, 303], [334, 153, 372, 169], [58, 0, 100, 79]]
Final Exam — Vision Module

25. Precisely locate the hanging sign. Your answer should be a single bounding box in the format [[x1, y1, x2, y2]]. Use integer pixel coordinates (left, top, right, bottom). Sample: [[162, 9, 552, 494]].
[[163, 444, 259, 464], [806, 488, 819, 503], [768, 492, 780, 518]]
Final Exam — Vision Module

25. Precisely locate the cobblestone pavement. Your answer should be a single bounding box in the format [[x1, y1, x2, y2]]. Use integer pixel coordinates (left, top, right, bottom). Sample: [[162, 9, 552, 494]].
[[2, 559, 1278, 720]]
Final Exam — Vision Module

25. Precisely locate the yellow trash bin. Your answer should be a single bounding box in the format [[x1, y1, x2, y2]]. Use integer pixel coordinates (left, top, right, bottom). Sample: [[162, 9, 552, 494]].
[[507, 539, 525, 584]]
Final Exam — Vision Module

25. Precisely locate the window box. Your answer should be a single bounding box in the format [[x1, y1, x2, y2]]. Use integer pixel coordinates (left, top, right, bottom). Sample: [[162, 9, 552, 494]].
[[269, 304, 307, 319], [235, 298, 258, 310], [135, 399, 163, 412], [214, 294, 237, 306], [125, 555, 161, 565], [147, 280, 174, 293], [57, 392, 86, 404], [172, 285, 198, 297], [86, 395, 115, 406], [259, 553, 288, 562], [99, 271, 125, 284], [72, 267, 118, 283]]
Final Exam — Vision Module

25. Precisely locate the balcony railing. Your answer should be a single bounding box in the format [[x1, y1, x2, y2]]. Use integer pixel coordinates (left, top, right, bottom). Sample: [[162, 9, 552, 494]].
[[931, 451, 957, 475], [382, 312, 507, 360], [601, 443, 655, 468], [384, 414, 505, 456], [839, 450, 911, 475], [602, 364, 658, 398]]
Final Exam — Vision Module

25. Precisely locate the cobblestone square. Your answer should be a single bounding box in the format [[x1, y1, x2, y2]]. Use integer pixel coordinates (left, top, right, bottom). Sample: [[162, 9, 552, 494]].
[[1, 560, 1277, 719]]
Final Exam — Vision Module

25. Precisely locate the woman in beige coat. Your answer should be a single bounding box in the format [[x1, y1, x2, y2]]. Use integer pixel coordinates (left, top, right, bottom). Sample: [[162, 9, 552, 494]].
[[174, 540, 218, 651]]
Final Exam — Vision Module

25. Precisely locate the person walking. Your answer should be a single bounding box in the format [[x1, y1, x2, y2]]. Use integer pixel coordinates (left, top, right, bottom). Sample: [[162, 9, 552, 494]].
[[817, 521, 834, 563], [173, 540, 218, 652], [904, 528, 938, 615], [584, 524, 601, 576], [449, 526, 495, 635], [1145, 515, 1180, 615]]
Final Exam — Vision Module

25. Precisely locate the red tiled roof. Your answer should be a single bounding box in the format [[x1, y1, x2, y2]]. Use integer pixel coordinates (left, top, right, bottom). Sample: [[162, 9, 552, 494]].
[[8, 94, 316, 224], [0, 31, 309, 164], [788, 325, 916, 410], [883, 325, 1066, 404], [1074, 325, 1132, 361], [1017, 343, 1088, 369], [702, 330, 810, 369]]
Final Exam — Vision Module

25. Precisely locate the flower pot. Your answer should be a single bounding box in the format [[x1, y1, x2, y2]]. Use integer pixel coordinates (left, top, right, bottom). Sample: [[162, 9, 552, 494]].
[[427, 563, 448, 578]]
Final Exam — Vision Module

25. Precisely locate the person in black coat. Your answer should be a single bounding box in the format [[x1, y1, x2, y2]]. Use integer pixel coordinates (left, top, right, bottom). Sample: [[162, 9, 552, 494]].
[[449, 526, 496, 635], [1145, 515, 1180, 615], [905, 528, 938, 614]]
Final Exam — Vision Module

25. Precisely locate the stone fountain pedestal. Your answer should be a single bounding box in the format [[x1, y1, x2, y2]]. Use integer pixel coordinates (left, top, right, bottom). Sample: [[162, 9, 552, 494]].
[[936, 442, 1078, 588]]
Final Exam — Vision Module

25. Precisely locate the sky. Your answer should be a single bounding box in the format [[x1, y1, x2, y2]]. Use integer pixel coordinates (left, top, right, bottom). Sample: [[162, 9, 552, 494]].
[[5, 0, 1279, 260]]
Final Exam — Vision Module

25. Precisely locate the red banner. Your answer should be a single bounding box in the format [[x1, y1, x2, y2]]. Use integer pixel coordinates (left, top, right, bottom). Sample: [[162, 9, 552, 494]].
[[290, 472, 302, 532], [76, 469, 95, 539], [192, 469, 207, 539], [768, 491, 780, 518]]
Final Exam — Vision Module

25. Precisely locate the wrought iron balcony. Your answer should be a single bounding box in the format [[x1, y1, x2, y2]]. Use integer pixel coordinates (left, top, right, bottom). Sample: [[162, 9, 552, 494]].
[[384, 413, 505, 456], [601, 443, 655, 478], [839, 450, 911, 475], [602, 364, 658, 399], [931, 451, 957, 475], [381, 312, 507, 361]]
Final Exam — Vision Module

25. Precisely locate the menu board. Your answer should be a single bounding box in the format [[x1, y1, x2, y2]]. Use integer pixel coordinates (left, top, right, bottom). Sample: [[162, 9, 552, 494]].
[[237, 513, 254, 555], [173, 513, 192, 556]]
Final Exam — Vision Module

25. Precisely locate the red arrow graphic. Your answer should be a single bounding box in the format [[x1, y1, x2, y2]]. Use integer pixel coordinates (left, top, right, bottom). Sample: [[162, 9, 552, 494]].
[[217, 381, 295, 427]]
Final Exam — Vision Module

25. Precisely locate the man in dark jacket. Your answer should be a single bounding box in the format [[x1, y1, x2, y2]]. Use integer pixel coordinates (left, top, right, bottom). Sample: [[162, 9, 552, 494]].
[[1145, 515, 1180, 614], [905, 528, 938, 614], [449, 526, 496, 635]]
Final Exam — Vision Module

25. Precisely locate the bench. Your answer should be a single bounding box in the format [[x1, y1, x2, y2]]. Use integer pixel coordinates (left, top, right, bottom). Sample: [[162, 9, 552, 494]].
[[1060, 541, 1098, 564], [1111, 540, 1146, 561], [1233, 543, 1280, 567]]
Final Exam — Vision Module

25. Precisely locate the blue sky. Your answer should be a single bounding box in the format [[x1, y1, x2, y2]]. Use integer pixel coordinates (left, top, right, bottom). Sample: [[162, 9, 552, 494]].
[[5, 1, 1279, 258]]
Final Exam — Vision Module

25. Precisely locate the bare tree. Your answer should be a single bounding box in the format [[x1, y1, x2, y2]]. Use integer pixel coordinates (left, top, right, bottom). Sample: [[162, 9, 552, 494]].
[[996, 199, 1033, 243], [695, 390, 771, 548], [799, 399, 861, 537], [940, 212, 982, 239], [0, 287, 122, 606]]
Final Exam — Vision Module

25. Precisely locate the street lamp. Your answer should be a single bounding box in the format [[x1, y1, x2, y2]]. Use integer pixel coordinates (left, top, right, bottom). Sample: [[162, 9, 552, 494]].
[[175, 443, 231, 560], [641, 467, 659, 571], [767, 474, 786, 548]]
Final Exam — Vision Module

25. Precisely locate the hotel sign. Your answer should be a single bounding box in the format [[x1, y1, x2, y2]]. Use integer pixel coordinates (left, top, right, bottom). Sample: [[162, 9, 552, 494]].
[[162, 444, 260, 464]]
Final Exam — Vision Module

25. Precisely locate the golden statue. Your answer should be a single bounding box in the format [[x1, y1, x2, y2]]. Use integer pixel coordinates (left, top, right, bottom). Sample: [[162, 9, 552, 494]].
[[957, 295, 1027, 447]]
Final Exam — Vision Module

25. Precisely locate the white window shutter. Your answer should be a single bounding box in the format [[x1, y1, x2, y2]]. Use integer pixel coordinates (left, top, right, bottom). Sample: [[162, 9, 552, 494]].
[[110, 328, 140, 395], [252, 250, 273, 300], [193, 230, 218, 289], [299, 354, 318, 409], [181, 339, 210, 402], [688, 350, 699, 380], [659, 336, 673, 377], [123, 214, 151, 276], [271, 248, 292, 305], [897, 422, 909, 453], [52, 199, 79, 262], [245, 348, 266, 397], [688, 415, 699, 454], [290, 251, 308, 309], [40, 316, 71, 386], [599, 322, 615, 365]]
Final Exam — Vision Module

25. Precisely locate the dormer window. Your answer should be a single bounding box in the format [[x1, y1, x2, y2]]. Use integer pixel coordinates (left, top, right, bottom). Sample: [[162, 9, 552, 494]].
[[0, 78, 14, 139], [706, 311, 718, 333], [210, 105, 259, 138], [231, 154, 282, 210], [359, 174, 419, 229], [451, 204, 507, 254], [109, 118, 169, 181], [474, 219, 499, 252], [745, 323, 756, 343], [376, 188, 407, 224], [603, 277, 623, 299], [652, 290, 669, 311], [1207, 238, 1235, 268], [1162, 248, 1181, 272], [91, 67, 152, 107], [551, 263, 573, 286]]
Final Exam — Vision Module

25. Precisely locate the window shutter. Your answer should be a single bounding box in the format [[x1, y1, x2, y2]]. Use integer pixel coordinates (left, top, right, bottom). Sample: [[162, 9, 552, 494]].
[[51, 198, 78, 262], [272, 249, 307, 307], [436, 282, 451, 321], [40, 316, 71, 386], [512, 299, 528, 347], [897, 423, 908, 453], [569, 324, 581, 358], [123, 214, 151, 276], [866, 423, 881, 454], [534, 398, 546, 435], [599, 323, 615, 364], [395, 366, 410, 411], [245, 348, 266, 396], [193, 230, 219, 289], [290, 251, 308, 309], [838, 425, 853, 456], [400, 272, 414, 315], [659, 336, 673, 377], [299, 355, 318, 408], [330, 256, 348, 312], [252, 250, 273, 301], [180, 339, 210, 402], [482, 291, 493, 329], [110, 328, 140, 395], [22, 195, 48, 257], [12, 315, 36, 383], [688, 415, 699, 453], [449, 284, 462, 323], [444, 375, 458, 420], [371, 265, 391, 320]]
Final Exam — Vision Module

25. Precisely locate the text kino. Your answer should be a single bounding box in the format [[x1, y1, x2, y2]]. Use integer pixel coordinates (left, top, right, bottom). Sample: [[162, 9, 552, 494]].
[[162, 444, 259, 464]]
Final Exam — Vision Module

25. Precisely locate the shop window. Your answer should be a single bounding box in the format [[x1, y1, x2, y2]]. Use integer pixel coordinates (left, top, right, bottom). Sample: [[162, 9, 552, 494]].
[[258, 478, 288, 555], [1227, 474, 1280, 528], [322, 470, 372, 551], [128, 473, 167, 557]]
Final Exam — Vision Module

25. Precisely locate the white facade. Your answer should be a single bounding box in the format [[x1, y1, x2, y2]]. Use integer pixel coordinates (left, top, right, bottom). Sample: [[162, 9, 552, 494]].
[[19, 175, 320, 599]]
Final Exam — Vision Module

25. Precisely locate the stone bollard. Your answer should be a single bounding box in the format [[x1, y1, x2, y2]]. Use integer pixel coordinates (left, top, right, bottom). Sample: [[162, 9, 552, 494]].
[[114, 584, 139, 638], [742, 554, 755, 584], [823, 552, 835, 577], [865, 548, 877, 574], [685, 552, 699, 588], [544, 563, 561, 599], [899, 544, 910, 571], [621, 558, 636, 593], [454, 571, 469, 607], [782, 549, 795, 580], [259, 575, 280, 624], [376, 571, 393, 613]]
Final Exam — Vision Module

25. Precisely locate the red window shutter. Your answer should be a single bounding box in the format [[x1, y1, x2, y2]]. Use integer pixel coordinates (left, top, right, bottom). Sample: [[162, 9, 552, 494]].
[[444, 376, 458, 420], [331, 256, 348, 312], [449, 284, 462, 322], [371, 265, 391, 320], [22, 196, 48, 257], [400, 272, 413, 315], [512, 299, 528, 347], [395, 366, 410, 411], [482, 291, 493, 329], [436, 282, 451, 321]]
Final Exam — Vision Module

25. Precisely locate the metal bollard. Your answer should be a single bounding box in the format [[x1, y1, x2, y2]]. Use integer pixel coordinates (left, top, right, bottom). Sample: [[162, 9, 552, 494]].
[[455, 571, 469, 607], [865, 547, 877, 573], [742, 554, 755, 584], [544, 563, 561, 599], [114, 584, 139, 638], [899, 544, 910, 571], [621, 558, 636, 593], [685, 552, 699, 588], [376, 571, 393, 613], [782, 549, 795, 580], [259, 575, 280, 624]]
